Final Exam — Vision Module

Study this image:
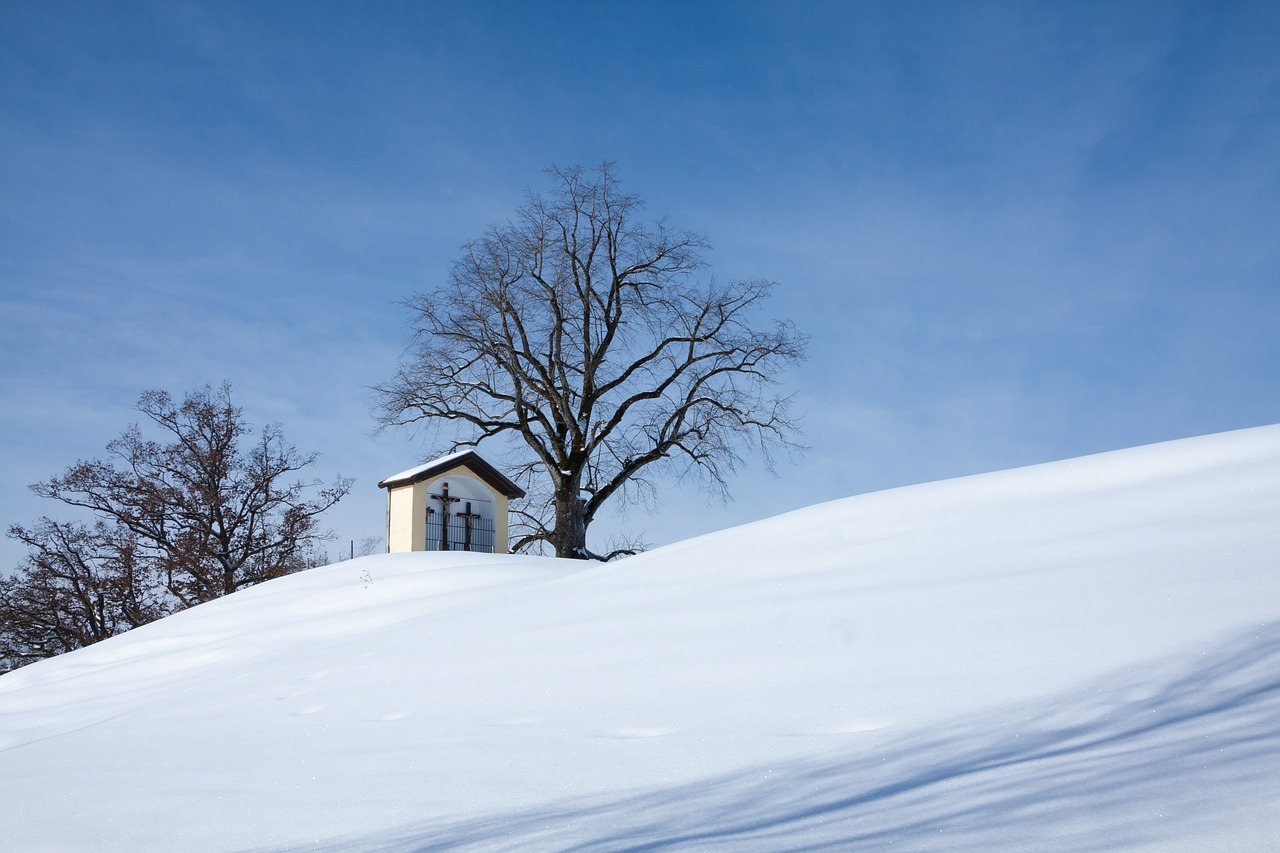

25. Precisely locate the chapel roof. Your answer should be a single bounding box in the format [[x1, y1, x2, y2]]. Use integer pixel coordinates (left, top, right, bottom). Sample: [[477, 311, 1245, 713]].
[[377, 450, 526, 498]]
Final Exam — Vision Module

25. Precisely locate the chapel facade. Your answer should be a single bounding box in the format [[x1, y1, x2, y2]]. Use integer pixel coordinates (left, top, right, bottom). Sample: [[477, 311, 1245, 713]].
[[378, 451, 525, 554]]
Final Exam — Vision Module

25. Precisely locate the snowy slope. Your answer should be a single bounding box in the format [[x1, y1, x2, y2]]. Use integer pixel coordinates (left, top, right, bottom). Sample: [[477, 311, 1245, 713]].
[[1, 425, 1278, 852]]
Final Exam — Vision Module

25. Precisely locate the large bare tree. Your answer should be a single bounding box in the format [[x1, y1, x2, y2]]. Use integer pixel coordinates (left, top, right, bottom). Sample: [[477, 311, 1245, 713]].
[[377, 164, 806, 559]]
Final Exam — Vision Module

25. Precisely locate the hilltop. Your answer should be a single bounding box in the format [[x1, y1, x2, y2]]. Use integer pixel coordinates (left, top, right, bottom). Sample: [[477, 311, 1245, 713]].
[[2, 425, 1278, 851]]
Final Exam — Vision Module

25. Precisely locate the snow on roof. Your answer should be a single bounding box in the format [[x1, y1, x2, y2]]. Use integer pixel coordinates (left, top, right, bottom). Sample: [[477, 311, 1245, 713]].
[[379, 450, 473, 486], [377, 449, 525, 497]]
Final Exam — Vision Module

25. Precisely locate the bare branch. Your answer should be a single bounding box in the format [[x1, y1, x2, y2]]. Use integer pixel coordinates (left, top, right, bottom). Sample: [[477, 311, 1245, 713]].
[[27, 384, 352, 614]]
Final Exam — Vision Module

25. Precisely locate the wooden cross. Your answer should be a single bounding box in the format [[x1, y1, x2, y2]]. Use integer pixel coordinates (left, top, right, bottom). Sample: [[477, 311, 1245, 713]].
[[456, 501, 482, 552], [430, 481, 461, 550]]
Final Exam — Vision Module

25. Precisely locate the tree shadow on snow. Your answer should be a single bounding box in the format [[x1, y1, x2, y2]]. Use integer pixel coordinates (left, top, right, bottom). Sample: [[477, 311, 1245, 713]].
[[288, 621, 1280, 852]]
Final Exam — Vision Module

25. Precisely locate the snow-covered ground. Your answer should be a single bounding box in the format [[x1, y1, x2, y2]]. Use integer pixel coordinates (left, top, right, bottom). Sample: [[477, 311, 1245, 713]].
[[2, 424, 1278, 851]]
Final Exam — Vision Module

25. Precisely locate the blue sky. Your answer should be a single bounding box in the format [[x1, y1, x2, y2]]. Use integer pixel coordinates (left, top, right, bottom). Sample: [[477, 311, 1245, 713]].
[[2, 1, 1278, 566]]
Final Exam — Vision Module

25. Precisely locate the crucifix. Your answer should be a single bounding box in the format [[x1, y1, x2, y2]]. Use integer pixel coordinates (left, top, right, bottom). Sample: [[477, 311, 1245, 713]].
[[456, 501, 482, 552], [430, 481, 461, 550]]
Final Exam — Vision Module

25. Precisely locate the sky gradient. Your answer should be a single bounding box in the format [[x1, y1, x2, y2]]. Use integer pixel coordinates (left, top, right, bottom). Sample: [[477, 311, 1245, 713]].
[[2, 1, 1278, 566]]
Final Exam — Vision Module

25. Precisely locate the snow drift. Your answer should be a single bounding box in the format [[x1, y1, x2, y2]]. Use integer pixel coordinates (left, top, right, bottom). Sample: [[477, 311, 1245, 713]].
[[2, 425, 1278, 851]]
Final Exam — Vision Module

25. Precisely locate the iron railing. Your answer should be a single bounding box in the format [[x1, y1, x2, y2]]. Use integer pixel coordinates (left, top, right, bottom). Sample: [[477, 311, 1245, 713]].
[[425, 512, 496, 553]]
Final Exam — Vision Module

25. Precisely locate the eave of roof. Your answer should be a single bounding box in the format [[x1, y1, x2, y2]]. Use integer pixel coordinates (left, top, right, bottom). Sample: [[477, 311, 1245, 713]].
[[377, 450, 526, 498]]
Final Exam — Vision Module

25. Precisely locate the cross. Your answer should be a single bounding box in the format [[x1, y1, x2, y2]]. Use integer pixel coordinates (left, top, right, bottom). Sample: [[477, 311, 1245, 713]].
[[456, 501, 482, 552], [430, 481, 461, 550]]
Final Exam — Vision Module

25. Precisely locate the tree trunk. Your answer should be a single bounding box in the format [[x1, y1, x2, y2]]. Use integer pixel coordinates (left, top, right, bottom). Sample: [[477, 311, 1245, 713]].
[[552, 486, 589, 559]]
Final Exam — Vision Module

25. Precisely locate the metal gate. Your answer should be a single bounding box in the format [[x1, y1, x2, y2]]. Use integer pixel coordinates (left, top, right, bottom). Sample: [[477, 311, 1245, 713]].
[[425, 510, 496, 553]]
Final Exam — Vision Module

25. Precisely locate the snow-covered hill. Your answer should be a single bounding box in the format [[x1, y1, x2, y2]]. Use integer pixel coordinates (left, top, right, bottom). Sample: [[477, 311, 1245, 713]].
[[2, 425, 1278, 852]]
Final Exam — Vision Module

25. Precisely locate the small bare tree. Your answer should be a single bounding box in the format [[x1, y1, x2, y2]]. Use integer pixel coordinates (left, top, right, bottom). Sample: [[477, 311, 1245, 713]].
[[376, 164, 806, 559], [355, 536, 385, 558], [33, 384, 352, 607]]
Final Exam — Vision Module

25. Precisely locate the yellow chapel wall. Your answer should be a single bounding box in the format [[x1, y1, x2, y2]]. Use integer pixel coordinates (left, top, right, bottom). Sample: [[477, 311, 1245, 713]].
[[386, 481, 424, 554]]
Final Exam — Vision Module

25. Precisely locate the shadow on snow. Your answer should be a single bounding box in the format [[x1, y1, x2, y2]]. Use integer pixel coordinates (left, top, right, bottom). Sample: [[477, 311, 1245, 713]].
[[284, 621, 1280, 852]]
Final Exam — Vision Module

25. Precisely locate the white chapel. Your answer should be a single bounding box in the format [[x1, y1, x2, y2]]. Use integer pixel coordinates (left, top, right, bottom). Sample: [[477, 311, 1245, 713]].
[[378, 451, 525, 554]]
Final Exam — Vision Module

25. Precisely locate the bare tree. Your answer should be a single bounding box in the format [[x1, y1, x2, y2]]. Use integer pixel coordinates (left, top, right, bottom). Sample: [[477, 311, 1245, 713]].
[[1, 520, 165, 672], [376, 164, 806, 559], [355, 536, 385, 558], [33, 384, 352, 607]]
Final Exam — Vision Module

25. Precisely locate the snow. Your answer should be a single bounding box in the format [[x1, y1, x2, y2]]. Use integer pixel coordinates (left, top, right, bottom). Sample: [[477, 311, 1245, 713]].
[[2, 424, 1279, 851], [378, 449, 475, 486]]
